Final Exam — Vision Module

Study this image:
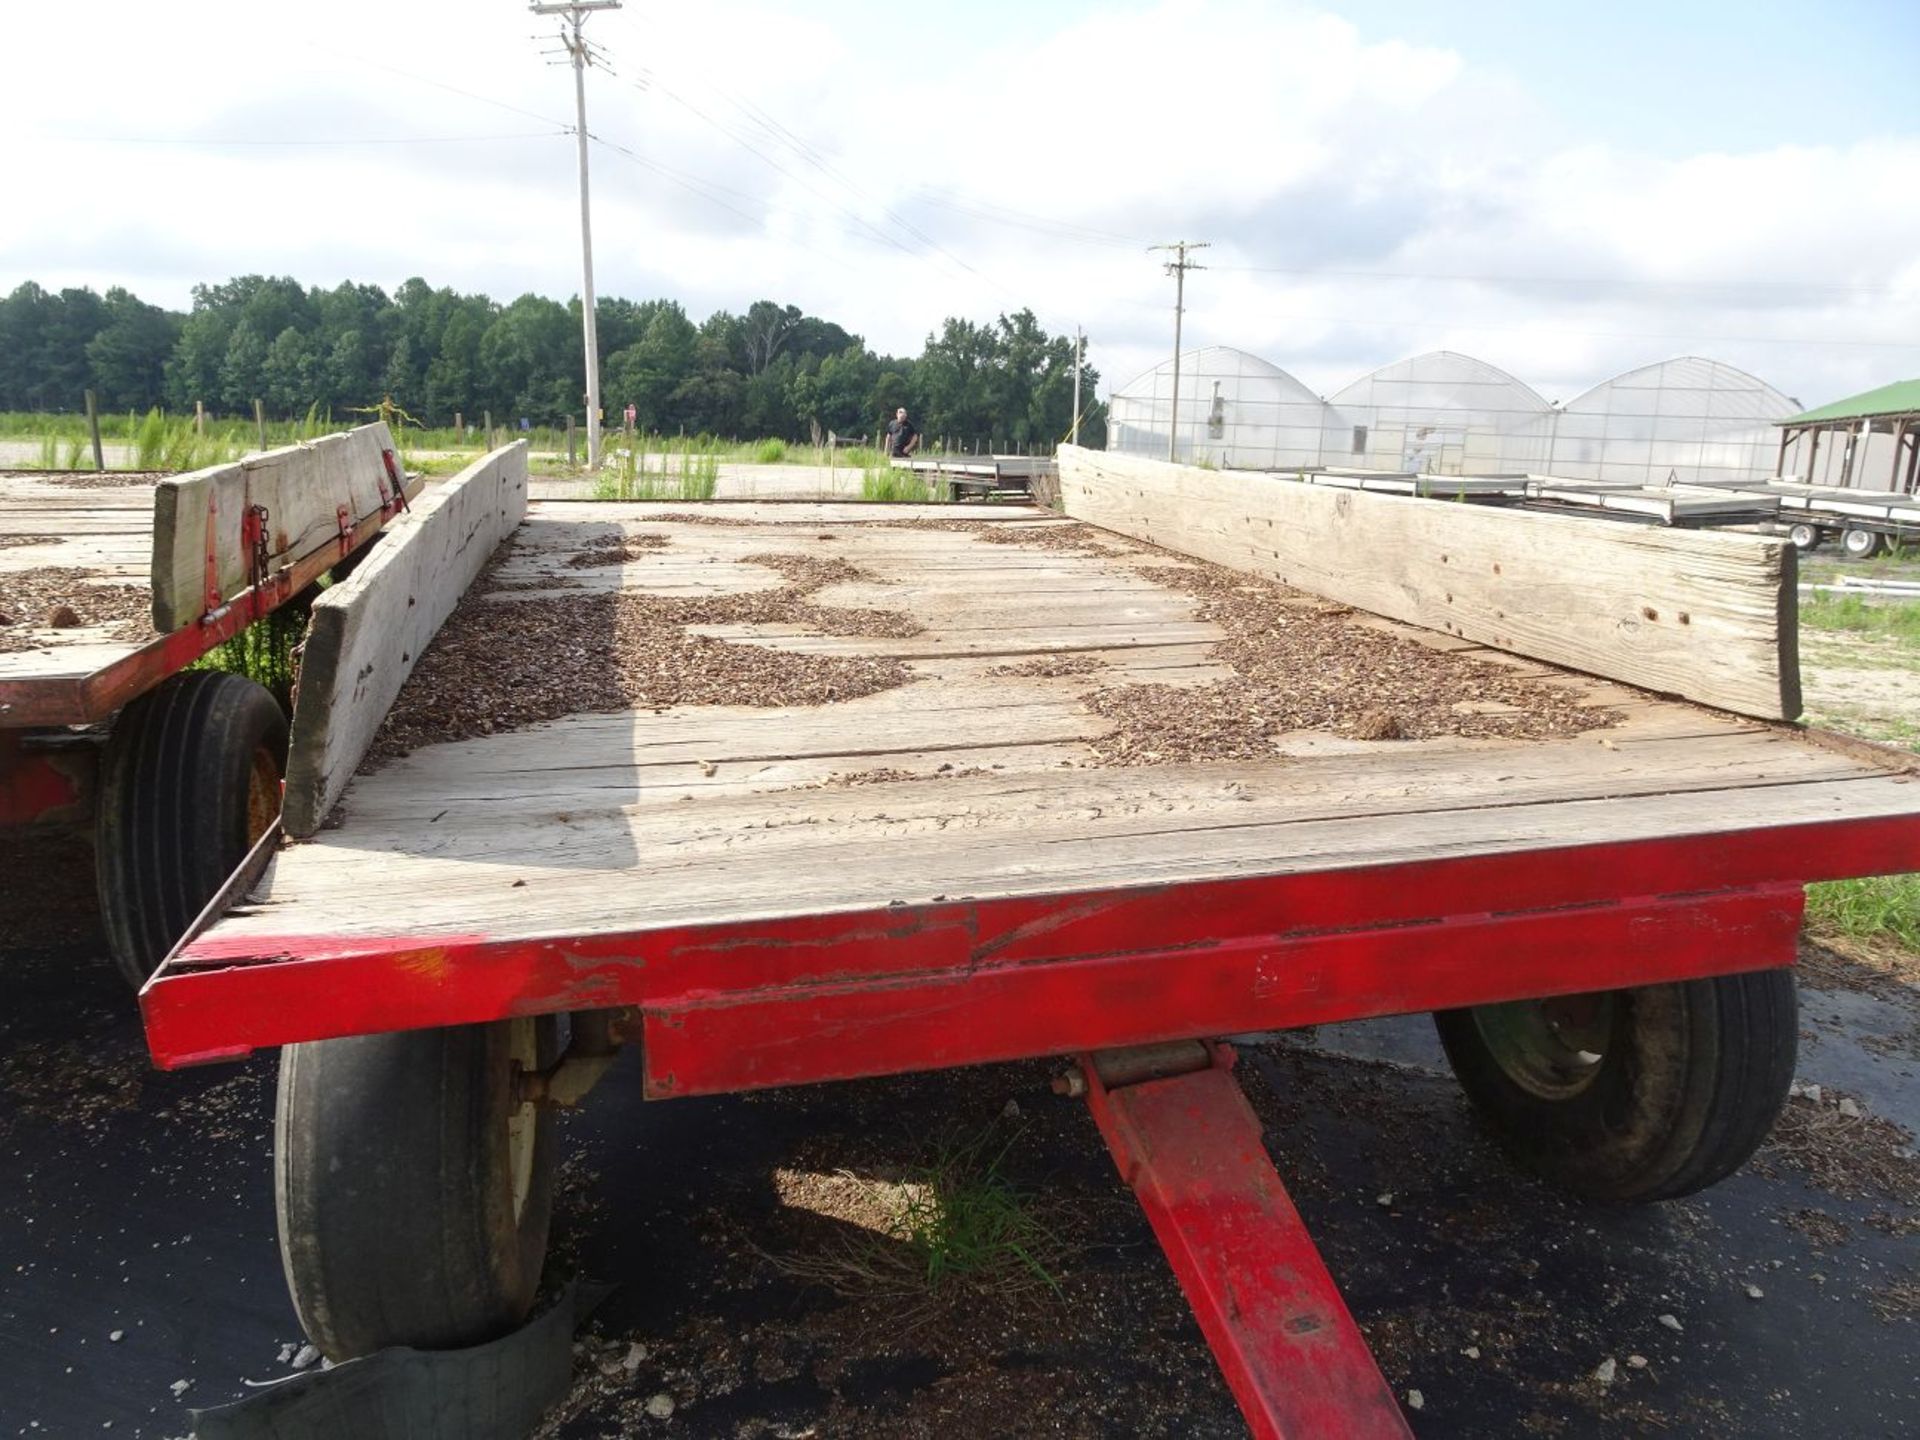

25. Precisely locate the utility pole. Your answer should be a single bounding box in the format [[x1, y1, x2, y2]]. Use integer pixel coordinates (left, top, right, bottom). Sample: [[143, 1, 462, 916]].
[[532, 0, 621, 469], [1148, 241, 1207, 462], [1070, 325, 1083, 447]]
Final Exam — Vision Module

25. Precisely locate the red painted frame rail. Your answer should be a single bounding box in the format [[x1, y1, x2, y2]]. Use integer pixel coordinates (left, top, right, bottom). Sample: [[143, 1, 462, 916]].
[[1082, 1043, 1413, 1439], [141, 811, 1920, 1076], [0, 468, 417, 729]]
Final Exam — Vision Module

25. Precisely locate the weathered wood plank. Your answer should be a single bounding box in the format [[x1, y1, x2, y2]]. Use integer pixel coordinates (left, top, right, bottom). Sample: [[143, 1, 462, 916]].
[[195, 772, 1914, 950], [281, 443, 528, 836], [1057, 446, 1801, 720], [151, 423, 407, 631]]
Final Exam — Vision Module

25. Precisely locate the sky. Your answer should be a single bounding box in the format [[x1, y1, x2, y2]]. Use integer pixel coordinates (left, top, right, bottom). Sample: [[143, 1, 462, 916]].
[[4, 0, 1917, 409]]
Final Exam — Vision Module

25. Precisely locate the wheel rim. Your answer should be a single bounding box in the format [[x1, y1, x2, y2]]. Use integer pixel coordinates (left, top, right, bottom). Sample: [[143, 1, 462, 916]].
[[245, 744, 281, 845], [1843, 530, 1878, 557], [504, 1018, 539, 1224], [1470, 992, 1614, 1101], [1788, 524, 1817, 549]]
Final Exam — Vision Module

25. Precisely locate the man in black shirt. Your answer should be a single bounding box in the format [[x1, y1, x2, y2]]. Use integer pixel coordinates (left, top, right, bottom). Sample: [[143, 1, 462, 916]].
[[884, 407, 920, 458]]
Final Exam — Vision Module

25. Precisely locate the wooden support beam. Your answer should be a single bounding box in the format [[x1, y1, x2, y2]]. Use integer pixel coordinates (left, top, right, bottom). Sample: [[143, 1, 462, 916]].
[[1059, 446, 1800, 720], [280, 443, 529, 836], [150, 423, 403, 631]]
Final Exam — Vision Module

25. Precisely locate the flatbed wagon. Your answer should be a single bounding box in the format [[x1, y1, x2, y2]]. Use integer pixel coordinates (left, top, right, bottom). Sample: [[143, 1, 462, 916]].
[[1701, 476, 1920, 557], [1, 424, 419, 983], [138, 447, 1920, 1437], [889, 451, 1054, 500]]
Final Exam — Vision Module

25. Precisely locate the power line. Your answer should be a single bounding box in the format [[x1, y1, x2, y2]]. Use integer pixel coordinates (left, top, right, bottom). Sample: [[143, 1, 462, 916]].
[[1206, 261, 1908, 298], [603, 20, 1065, 325], [49, 131, 565, 147], [1198, 307, 1920, 349], [312, 45, 571, 130]]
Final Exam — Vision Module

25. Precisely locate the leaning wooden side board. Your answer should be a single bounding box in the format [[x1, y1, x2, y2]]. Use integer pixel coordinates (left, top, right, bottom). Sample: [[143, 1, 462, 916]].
[[150, 423, 411, 632], [1057, 445, 1800, 720], [280, 442, 529, 836]]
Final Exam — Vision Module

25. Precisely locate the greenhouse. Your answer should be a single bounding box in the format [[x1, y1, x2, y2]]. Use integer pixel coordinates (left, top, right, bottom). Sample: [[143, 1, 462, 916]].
[[1327, 351, 1553, 474], [1107, 347, 1801, 486], [1536, 357, 1798, 487], [1104, 346, 1345, 469]]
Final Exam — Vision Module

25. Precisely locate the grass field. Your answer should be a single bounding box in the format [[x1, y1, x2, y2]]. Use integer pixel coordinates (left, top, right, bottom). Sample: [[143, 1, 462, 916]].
[[1806, 873, 1920, 952], [0, 410, 966, 475], [1800, 592, 1920, 646]]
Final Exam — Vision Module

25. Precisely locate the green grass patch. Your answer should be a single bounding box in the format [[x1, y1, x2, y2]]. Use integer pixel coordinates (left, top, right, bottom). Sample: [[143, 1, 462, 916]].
[[860, 463, 949, 503], [885, 1125, 1063, 1298], [752, 437, 788, 464], [1806, 874, 1920, 951], [592, 442, 720, 501], [766, 1119, 1065, 1313], [405, 453, 481, 478], [1801, 592, 1920, 645], [190, 603, 307, 708]]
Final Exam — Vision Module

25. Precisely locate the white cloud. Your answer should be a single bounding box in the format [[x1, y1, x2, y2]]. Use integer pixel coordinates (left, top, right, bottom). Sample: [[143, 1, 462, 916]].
[[2, 0, 1915, 408]]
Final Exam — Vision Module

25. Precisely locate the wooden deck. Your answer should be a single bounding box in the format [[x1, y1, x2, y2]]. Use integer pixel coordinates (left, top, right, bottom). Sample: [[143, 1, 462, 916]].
[[0, 472, 157, 685], [178, 500, 1919, 965]]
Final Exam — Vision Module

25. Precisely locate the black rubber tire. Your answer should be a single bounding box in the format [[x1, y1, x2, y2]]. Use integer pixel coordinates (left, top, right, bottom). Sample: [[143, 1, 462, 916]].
[[1841, 527, 1884, 559], [1786, 523, 1822, 552], [1434, 970, 1797, 1204], [95, 670, 288, 987], [275, 1018, 561, 1360]]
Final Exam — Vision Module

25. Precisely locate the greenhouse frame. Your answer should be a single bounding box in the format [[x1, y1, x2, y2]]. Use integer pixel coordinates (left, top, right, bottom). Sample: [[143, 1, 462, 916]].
[[1107, 347, 1803, 488]]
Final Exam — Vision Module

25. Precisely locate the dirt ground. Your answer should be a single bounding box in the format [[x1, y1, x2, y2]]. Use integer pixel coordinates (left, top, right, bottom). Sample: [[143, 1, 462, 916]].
[[1, 843, 1915, 1439], [1799, 631, 1920, 751]]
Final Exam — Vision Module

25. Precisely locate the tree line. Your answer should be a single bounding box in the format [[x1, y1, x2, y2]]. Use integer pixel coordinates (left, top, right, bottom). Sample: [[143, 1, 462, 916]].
[[0, 277, 1105, 447]]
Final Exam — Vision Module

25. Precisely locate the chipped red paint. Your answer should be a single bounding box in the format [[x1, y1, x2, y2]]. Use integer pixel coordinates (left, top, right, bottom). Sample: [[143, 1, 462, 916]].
[[0, 731, 91, 828], [641, 885, 1801, 1097], [1082, 1044, 1412, 1439], [138, 805, 1920, 1071]]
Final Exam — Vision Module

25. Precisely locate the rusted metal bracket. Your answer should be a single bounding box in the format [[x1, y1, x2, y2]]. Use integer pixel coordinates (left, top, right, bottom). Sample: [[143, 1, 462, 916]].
[[201, 489, 223, 615], [379, 447, 411, 514], [1077, 1040, 1413, 1440], [516, 1008, 635, 1109], [242, 503, 273, 620]]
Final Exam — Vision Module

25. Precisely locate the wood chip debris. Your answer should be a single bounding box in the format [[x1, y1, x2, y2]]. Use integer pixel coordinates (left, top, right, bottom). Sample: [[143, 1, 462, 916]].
[[36, 469, 172, 489], [564, 533, 671, 567], [873, 518, 1133, 556], [369, 542, 919, 762], [1867, 1277, 1920, 1323], [987, 654, 1107, 678], [0, 566, 153, 650], [1755, 1091, 1920, 1207], [1086, 561, 1619, 764], [820, 764, 993, 787], [635, 512, 763, 527]]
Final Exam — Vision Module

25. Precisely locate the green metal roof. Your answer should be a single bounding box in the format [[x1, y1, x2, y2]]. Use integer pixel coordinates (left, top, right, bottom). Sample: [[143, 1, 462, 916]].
[[1778, 378, 1920, 427]]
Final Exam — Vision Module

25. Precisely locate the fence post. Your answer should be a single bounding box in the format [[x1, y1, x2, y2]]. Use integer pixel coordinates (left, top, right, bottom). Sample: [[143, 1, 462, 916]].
[[253, 399, 267, 453], [84, 389, 105, 472], [455, 410, 463, 440], [194, 400, 206, 435], [567, 415, 577, 467], [483, 410, 493, 450]]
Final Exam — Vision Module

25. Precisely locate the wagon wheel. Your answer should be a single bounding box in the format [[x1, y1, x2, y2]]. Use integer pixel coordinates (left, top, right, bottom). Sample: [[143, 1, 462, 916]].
[[1434, 970, 1796, 1203], [95, 670, 287, 987], [1841, 528, 1884, 559], [275, 1017, 562, 1359], [1786, 522, 1822, 552]]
